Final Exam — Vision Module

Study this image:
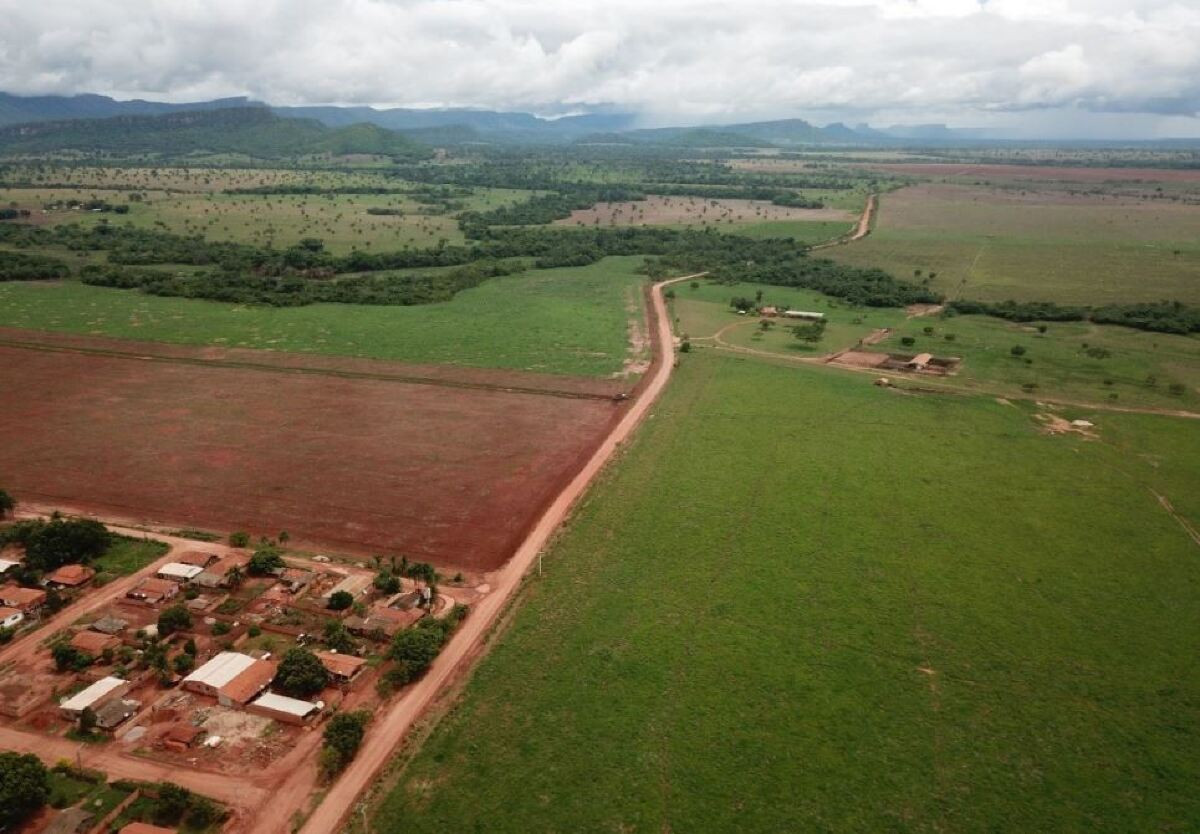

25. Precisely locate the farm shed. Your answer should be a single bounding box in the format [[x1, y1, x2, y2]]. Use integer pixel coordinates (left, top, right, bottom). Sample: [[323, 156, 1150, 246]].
[[94, 697, 140, 730], [59, 675, 130, 717], [906, 353, 933, 370], [0, 606, 23, 629], [71, 630, 120, 655], [0, 585, 46, 612], [321, 573, 373, 602], [127, 577, 179, 604], [162, 722, 205, 751], [315, 651, 366, 684], [194, 555, 244, 589], [248, 691, 322, 725], [182, 652, 276, 707], [156, 563, 204, 583], [279, 567, 314, 593], [782, 310, 826, 320], [90, 615, 128, 635], [174, 550, 218, 568], [44, 563, 95, 588]]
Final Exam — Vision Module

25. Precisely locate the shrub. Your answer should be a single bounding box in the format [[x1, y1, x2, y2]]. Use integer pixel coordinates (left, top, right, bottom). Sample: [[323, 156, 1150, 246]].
[[1010, 345, 1027, 357], [229, 531, 250, 547], [327, 590, 354, 611], [320, 711, 371, 778], [157, 604, 193, 637], [900, 336, 916, 347]]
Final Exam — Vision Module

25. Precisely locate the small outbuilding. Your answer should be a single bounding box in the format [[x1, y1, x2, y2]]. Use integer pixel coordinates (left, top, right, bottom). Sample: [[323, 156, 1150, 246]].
[[162, 722, 205, 752], [90, 615, 128, 635], [156, 563, 204, 583], [59, 676, 130, 717], [127, 577, 179, 604], [320, 573, 373, 603], [247, 692, 322, 725], [93, 698, 140, 731], [70, 630, 120, 656], [193, 556, 244, 589], [174, 551, 218, 569], [43, 564, 96, 589], [279, 568, 314, 594], [0, 585, 47, 613], [906, 352, 933, 371], [315, 651, 366, 684], [0, 606, 23, 629]]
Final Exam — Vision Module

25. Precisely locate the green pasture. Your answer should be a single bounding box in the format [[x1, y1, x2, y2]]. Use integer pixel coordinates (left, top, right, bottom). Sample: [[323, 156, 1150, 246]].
[[0, 256, 649, 377], [372, 352, 1200, 832]]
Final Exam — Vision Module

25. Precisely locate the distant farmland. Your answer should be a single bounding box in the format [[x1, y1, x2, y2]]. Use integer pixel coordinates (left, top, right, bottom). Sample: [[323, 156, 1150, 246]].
[[374, 352, 1200, 832], [825, 183, 1200, 305]]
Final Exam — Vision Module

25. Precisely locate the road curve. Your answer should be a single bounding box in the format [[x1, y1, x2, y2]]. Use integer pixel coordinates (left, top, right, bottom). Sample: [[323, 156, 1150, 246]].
[[285, 273, 703, 834]]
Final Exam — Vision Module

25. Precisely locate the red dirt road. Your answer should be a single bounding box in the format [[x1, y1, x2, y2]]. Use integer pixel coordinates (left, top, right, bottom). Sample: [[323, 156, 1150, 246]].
[[285, 274, 700, 834], [0, 334, 622, 571]]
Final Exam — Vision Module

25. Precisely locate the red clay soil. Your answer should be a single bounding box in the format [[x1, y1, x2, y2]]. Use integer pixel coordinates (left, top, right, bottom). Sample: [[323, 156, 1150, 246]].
[[0, 331, 624, 571], [861, 163, 1200, 183]]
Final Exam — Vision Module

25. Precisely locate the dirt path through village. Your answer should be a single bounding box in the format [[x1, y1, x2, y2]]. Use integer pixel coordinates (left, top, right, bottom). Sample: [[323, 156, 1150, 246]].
[[280, 273, 702, 834]]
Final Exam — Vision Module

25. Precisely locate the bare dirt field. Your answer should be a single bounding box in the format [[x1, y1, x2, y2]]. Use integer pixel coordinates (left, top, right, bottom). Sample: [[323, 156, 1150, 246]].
[[862, 162, 1200, 183], [0, 330, 625, 571], [553, 195, 854, 228]]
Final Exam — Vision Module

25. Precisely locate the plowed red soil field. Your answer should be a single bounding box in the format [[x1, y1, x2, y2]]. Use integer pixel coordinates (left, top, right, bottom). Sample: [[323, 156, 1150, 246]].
[[0, 328, 627, 571]]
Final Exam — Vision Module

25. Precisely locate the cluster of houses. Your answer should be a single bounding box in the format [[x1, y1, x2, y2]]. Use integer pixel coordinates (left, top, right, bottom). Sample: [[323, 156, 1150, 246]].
[[0, 557, 101, 630]]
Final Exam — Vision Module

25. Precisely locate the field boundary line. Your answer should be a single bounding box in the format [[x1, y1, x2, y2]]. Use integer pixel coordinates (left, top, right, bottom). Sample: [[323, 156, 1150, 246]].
[[0, 337, 619, 401]]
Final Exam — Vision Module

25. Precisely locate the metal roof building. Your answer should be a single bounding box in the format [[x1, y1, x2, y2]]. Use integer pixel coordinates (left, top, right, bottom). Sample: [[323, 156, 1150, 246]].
[[182, 652, 275, 707], [248, 692, 322, 724], [156, 563, 205, 582], [60, 676, 128, 714]]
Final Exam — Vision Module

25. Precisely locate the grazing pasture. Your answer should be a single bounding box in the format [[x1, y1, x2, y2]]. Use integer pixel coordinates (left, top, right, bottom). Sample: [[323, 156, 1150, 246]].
[[826, 183, 1200, 305], [372, 352, 1200, 832], [0, 331, 624, 570], [0, 256, 649, 377], [554, 194, 856, 230]]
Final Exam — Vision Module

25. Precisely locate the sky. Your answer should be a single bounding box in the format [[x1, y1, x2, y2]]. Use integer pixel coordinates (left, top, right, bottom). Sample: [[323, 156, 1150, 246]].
[[1, 0, 1198, 138]]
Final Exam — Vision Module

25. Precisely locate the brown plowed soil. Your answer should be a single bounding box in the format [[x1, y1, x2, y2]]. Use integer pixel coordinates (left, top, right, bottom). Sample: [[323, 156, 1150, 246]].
[[0, 330, 625, 570], [861, 163, 1200, 183]]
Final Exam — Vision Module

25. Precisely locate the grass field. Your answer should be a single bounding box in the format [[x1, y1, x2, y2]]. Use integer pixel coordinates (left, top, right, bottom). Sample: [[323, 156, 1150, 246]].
[[825, 183, 1200, 305], [92, 536, 169, 577], [0, 256, 648, 376], [371, 352, 1200, 832]]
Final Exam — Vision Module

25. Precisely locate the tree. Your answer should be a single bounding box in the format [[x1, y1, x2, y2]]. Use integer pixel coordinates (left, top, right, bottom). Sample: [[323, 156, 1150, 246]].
[[900, 336, 916, 347], [274, 648, 330, 698], [0, 751, 50, 829], [321, 711, 370, 777], [327, 590, 354, 611], [792, 321, 826, 344], [323, 620, 356, 654], [172, 653, 195, 676], [0, 488, 14, 519], [386, 626, 445, 685], [248, 547, 284, 576], [226, 565, 245, 589], [158, 604, 193, 637], [229, 531, 250, 548], [373, 570, 401, 594], [154, 782, 193, 826], [1010, 345, 1027, 357], [51, 642, 93, 672], [78, 706, 97, 735], [23, 518, 110, 572]]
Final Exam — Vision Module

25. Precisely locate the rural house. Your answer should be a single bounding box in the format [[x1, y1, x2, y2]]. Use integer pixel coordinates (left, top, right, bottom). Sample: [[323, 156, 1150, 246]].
[[906, 353, 933, 371], [44, 564, 96, 589], [248, 692, 322, 725], [0, 606, 23, 629], [0, 585, 47, 613], [127, 577, 179, 604], [315, 650, 367, 685], [156, 562, 204, 583], [70, 630, 120, 656], [175, 551, 218, 568], [59, 676, 131, 718]]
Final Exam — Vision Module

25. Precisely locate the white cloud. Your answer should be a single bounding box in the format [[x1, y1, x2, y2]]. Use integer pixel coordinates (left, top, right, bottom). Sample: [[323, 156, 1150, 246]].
[[0, 0, 1196, 133]]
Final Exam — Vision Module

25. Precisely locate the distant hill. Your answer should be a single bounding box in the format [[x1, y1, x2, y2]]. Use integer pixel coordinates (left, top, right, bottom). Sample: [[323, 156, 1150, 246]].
[[0, 92, 258, 128], [0, 106, 431, 158], [617, 127, 777, 148]]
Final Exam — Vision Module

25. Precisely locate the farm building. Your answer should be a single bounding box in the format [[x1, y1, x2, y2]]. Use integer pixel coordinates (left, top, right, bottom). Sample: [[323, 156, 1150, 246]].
[[279, 568, 314, 594], [906, 353, 933, 370], [759, 306, 779, 317], [248, 692, 322, 725], [182, 652, 276, 707], [194, 556, 244, 589], [0, 606, 23, 629], [321, 573, 373, 603], [70, 630, 120, 656], [0, 585, 46, 613], [315, 651, 366, 684], [0, 557, 20, 575], [156, 563, 204, 583], [59, 676, 130, 717], [44, 564, 96, 589], [174, 551, 218, 568], [127, 577, 179, 604], [782, 310, 826, 321], [93, 698, 140, 731]]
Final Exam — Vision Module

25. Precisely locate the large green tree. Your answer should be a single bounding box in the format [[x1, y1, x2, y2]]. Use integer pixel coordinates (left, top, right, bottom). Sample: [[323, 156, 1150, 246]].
[[0, 752, 50, 829], [274, 648, 330, 699]]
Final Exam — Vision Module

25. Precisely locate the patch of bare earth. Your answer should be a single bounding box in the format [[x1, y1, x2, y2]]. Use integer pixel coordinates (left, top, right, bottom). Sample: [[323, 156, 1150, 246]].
[[553, 195, 855, 228]]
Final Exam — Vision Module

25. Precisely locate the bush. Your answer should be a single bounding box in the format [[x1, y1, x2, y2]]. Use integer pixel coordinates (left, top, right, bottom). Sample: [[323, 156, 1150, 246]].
[[327, 590, 354, 611], [0, 752, 50, 829], [229, 531, 250, 547], [248, 547, 284, 576], [22, 518, 110, 572], [320, 711, 371, 778], [900, 336, 916, 347], [274, 648, 330, 698], [1010, 345, 1027, 357], [157, 604, 193, 637]]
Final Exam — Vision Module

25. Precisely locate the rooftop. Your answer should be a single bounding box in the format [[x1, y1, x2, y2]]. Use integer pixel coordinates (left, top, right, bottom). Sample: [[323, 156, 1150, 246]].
[[44, 564, 96, 586], [70, 631, 119, 655], [0, 585, 47, 605], [251, 691, 321, 717], [60, 676, 126, 712], [175, 551, 218, 567], [315, 651, 367, 678], [183, 652, 259, 689], [157, 563, 204, 581]]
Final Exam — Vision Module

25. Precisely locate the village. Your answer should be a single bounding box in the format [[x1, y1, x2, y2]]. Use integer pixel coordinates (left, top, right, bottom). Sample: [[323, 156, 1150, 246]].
[[0, 510, 484, 834]]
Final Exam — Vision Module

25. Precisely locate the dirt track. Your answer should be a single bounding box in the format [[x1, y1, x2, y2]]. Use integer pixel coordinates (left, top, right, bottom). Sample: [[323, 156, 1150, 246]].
[[284, 273, 701, 834], [810, 193, 875, 250]]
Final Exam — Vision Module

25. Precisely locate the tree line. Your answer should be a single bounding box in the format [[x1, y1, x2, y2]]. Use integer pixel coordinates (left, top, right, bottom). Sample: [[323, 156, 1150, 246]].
[[949, 298, 1200, 335]]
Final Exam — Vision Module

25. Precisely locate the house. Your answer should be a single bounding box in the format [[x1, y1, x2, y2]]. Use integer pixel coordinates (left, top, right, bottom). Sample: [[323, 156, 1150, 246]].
[[906, 352, 933, 371], [59, 676, 130, 717], [279, 568, 314, 594], [315, 651, 366, 684], [320, 573, 373, 603], [156, 563, 204, 583], [0, 585, 47, 613], [759, 306, 778, 317], [127, 577, 179, 605], [90, 615, 128, 635], [345, 606, 422, 639], [93, 698, 140, 731], [247, 692, 322, 725], [0, 606, 23, 629], [162, 722, 205, 752], [70, 630, 120, 656], [782, 310, 826, 321], [174, 551, 218, 569], [44, 564, 96, 589], [193, 556, 244, 589], [182, 652, 276, 707]]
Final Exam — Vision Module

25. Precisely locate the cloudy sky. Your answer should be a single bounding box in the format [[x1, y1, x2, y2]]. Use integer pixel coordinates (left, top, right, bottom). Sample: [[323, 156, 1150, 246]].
[[1, 0, 1198, 137]]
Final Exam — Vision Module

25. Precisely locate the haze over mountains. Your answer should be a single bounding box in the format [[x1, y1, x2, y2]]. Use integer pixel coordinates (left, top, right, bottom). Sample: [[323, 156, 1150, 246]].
[[1, 92, 1198, 151]]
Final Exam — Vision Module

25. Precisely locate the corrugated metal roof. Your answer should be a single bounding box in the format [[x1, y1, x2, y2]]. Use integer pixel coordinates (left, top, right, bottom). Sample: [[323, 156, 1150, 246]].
[[157, 563, 204, 580], [252, 691, 320, 717], [321, 573, 373, 599], [60, 676, 125, 711], [183, 652, 258, 688]]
